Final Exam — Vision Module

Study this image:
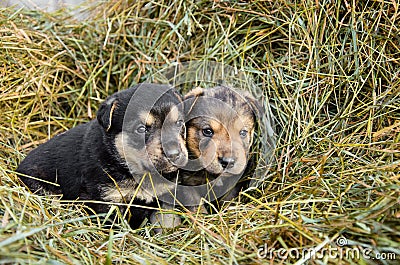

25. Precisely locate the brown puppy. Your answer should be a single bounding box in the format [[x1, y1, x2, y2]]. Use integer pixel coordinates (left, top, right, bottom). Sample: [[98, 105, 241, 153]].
[[150, 86, 263, 231], [181, 85, 263, 208]]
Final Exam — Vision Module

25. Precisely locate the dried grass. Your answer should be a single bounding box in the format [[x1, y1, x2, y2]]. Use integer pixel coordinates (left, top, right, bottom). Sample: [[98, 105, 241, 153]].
[[1, 0, 399, 264]]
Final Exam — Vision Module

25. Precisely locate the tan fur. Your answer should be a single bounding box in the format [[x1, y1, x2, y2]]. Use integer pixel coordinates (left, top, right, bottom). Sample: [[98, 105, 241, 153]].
[[103, 178, 155, 203], [186, 116, 253, 175], [114, 132, 147, 173], [168, 105, 180, 122], [103, 177, 176, 204], [185, 87, 204, 98], [185, 86, 258, 180], [110, 99, 188, 206], [105, 132, 152, 202], [139, 111, 155, 126], [111, 132, 177, 203], [106, 101, 118, 132]]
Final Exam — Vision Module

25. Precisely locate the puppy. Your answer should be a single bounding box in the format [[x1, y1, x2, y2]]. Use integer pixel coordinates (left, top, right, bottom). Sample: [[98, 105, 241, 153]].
[[180, 85, 263, 209], [17, 83, 188, 228]]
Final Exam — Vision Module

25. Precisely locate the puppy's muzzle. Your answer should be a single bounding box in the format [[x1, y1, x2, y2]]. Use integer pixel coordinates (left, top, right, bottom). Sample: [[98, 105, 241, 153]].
[[164, 141, 187, 166], [165, 149, 181, 161]]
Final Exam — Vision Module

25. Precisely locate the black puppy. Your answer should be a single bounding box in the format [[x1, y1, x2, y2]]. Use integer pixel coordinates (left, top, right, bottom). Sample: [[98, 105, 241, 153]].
[[17, 83, 188, 228]]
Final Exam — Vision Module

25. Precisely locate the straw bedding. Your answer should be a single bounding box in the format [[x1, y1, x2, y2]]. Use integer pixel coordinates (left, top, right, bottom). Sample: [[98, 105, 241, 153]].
[[0, 1, 399, 264]]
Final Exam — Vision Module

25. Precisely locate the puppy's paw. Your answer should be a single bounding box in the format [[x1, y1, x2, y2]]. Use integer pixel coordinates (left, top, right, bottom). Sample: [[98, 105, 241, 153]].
[[150, 211, 181, 233], [187, 205, 208, 215]]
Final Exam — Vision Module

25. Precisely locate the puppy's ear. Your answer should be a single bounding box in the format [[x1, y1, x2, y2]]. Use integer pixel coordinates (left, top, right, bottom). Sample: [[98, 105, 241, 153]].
[[184, 87, 204, 115], [97, 97, 118, 132], [244, 94, 265, 119]]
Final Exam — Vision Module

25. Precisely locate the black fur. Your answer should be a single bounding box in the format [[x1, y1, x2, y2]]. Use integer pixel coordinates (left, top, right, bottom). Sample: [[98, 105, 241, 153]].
[[17, 83, 186, 228]]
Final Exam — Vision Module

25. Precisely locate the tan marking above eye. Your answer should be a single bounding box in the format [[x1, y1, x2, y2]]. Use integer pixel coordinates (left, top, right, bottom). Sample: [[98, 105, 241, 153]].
[[208, 119, 223, 132], [139, 112, 155, 126], [168, 105, 180, 123], [233, 115, 254, 132]]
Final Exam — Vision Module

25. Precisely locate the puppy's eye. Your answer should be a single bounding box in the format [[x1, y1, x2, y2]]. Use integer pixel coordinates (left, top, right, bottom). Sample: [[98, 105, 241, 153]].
[[136, 125, 147, 134], [202, 128, 214, 137], [239, 129, 248, 137], [176, 120, 184, 127]]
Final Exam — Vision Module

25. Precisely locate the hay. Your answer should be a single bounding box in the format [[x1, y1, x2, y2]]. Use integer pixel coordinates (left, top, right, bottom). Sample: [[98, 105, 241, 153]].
[[1, 0, 399, 264]]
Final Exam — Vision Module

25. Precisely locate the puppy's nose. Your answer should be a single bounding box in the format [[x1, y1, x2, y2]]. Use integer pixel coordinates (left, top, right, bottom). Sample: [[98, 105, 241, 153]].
[[219, 157, 235, 169], [165, 149, 181, 161]]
